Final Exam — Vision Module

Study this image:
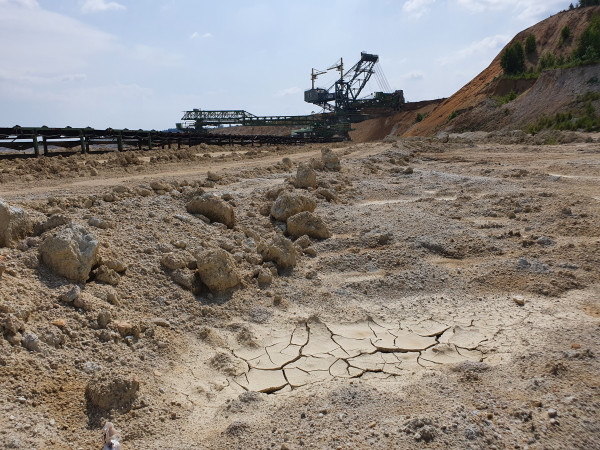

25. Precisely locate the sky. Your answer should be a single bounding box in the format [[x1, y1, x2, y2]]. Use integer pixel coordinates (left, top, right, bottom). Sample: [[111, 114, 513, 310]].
[[0, 0, 572, 130]]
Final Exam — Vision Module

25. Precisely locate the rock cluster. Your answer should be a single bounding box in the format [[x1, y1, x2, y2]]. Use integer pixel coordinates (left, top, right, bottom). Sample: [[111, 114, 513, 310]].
[[39, 223, 98, 282]]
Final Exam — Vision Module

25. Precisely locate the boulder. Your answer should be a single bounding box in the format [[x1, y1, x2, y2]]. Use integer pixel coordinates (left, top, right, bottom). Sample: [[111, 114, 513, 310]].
[[321, 148, 341, 171], [287, 212, 331, 239], [270, 191, 316, 221], [86, 373, 139, 411], [39, 224, 98, 282], [259, 235, 297, 271], [186, 194, 235, 228], [195, 248, 240, 293], [293, 163, 317, 189], [0, 198, 33, 247]]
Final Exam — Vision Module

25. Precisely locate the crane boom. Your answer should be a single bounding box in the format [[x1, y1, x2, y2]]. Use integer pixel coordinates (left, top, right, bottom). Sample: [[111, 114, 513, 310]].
[[304, 52, 402, 114]]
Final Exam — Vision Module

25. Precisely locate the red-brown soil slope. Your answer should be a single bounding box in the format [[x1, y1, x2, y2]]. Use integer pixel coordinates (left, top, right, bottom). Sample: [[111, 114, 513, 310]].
[[404, 6, 600, 137]]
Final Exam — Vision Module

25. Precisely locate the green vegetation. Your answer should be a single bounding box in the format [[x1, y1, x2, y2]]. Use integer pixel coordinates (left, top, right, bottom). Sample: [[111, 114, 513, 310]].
[[573, 13, 600, 62], [538, 52, 557, 70], [528, 98, 600, 133], [525, 34, 537, 55], [492, 91, 518, 105], [559, 26, 572, 46], [500, 14, 600, 78], [448, 111, 459, 122], [416, 112, 425, 122], [500, 42, 526, 75], [577, 0, 600, 6]]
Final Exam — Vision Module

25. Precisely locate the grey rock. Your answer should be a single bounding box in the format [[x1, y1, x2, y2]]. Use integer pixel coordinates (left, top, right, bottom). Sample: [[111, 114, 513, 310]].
[[321, 148, 341, 171], [259, 235, 298, 271], [21, 332, 41, 352], [293, 163, 317, 189], [34, 214, 70, 236], [537, 236, 555, 246], [88, 217, 113, 230], [195, 248, 240, 293], [60, 285, 81, 303]]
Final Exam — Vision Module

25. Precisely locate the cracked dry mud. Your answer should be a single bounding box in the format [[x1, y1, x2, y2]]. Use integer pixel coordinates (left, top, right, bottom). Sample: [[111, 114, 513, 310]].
[[0, 133, 599, 449], [232, 317, 490, 393]]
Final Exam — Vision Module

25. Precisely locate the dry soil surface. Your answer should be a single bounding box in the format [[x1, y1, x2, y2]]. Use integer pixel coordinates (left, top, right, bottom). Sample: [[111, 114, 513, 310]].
[[0, 134, 599, 449]]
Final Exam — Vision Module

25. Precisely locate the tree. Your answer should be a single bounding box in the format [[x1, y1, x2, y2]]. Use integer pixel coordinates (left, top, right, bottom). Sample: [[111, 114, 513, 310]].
[[501, 42, 526, 75], [525, 34, 537, 54], [578, 0, 600, 6], [573, 13, 600, 60]]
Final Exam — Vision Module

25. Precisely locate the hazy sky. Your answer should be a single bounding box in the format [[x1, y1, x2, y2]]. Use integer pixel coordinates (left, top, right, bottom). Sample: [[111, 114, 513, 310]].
[[0, 0, 570, 130]]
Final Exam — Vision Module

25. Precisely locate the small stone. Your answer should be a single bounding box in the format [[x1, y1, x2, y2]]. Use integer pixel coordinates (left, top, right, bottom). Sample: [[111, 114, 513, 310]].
[[21, 332, 42, 352], [257, 269, 273, 285], [60, 285, 81, 303], [116, 321, 135, 337], [207, 171, 222, 182], [103, 193, 117, 203], [97, 310, 111, 329], [321, 148, 341, 171], [547, 408, 557, 418], [513, 296, 525, 306], [94, 265, 120, 286], [88, 217, 113, 230], [293, 163, 317, 189]]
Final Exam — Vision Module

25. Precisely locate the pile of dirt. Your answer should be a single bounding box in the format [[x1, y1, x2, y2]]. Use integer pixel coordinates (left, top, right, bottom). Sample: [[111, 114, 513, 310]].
[[404, 5, 600, 137], [350, 100, 443, 143]]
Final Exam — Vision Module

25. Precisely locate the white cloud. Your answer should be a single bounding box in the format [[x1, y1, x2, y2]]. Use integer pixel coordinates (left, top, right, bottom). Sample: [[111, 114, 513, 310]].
[[0, 0, 39, 8], [455, 0, 567, 23], [81, 0, 125, 14], [190, 31, 212, 40], [403, 71, 425, 80], [437, 34, 509, 66], [275, 86, 301, 97], [403, 0, 436, 18]]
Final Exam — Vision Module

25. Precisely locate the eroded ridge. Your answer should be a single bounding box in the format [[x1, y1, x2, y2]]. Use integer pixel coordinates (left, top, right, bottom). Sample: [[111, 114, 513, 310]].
[[231, 317, 494, 393]]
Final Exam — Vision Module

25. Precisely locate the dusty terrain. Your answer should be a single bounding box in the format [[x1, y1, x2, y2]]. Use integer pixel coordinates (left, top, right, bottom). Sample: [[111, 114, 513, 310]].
[[0, 133, 599, 449]]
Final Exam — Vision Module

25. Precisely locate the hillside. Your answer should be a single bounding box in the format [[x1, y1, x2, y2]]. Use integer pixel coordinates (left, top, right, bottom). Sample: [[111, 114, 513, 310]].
[[404, 5, 600, 137]]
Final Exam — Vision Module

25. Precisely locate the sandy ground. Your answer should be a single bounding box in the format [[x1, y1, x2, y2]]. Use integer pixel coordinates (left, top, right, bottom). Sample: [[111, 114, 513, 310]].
[[0, 134, 599, 449]]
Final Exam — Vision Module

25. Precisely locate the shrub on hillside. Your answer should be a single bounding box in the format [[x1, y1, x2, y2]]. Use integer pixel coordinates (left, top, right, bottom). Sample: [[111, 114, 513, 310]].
[[525, 35, 537, 55], [501, 42, 526, 75], [559, 26, 572, 47], [539, 52, 557, 71]]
